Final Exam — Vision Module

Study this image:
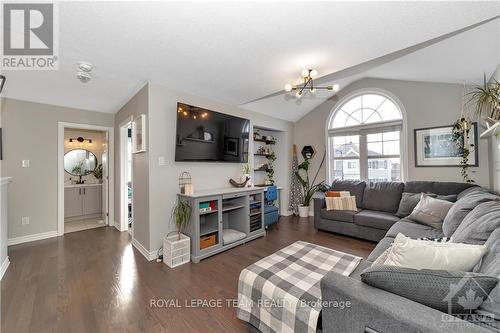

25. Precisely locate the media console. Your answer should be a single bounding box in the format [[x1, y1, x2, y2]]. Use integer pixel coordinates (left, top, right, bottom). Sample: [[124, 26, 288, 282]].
[[178, 187, 266, 263]]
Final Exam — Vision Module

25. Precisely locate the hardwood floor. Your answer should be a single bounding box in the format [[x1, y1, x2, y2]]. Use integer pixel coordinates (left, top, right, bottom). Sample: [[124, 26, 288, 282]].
[[1, 216, 375, 333]]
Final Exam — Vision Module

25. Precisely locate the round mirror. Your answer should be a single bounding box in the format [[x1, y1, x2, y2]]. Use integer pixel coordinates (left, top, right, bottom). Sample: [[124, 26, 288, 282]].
[[64, 149, 98, 176]]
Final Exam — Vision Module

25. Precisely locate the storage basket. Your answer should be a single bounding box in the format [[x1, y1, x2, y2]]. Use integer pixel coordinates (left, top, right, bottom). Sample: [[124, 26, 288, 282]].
[[163, 233, 190, 268]]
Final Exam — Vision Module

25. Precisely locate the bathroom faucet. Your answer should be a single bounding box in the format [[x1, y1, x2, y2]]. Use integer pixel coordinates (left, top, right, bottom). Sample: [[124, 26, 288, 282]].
[[76, 175, 85, 184]]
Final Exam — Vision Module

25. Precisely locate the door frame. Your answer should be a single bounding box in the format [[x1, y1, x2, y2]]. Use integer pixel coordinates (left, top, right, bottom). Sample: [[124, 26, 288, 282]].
[[57, 122, 115, 236], [119, 117, 134, 235]]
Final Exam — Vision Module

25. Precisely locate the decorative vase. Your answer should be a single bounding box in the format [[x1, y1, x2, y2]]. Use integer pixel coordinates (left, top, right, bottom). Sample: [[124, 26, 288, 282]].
[[298, 205, 309, 218]]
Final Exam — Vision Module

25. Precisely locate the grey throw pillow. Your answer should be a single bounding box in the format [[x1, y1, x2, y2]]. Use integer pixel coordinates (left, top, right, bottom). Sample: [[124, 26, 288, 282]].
[[361, 265, 499, 314], [396, 192, 457, 218], [476, 228, 500, 318], [407, 194, 454, 229]]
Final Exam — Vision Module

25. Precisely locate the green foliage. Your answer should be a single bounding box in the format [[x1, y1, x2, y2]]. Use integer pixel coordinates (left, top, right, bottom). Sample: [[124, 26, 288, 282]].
[[241, 163, 251, 174], [468, 74, 500, 120], [171, 200, 192, 240], [452, 118, 475, 183], [93, 164, 103, 180], [295, 150, 328, 206]]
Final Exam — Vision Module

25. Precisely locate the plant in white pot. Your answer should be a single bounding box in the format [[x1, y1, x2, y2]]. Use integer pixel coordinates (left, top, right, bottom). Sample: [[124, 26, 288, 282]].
[[164, 199, 192, 268], [295, 152, 329, 218]]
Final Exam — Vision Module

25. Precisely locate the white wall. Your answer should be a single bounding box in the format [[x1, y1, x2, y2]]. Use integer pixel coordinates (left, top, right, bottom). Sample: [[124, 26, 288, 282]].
[[488, 63, 500, 192], [147, 83, 294, 251], [1, 98, 114, 239], [295, 78, 491, 189]]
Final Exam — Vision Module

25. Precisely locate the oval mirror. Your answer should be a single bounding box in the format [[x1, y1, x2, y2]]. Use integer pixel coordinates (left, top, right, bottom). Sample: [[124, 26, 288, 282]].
[[64, 149, 98, 176]]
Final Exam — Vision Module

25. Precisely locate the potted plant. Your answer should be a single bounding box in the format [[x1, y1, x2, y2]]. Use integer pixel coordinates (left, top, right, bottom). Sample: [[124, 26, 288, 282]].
[[468, 75, 500, 122], [164, 199, 192, 268], [241, 163, 252, 187], [451, 118, 475, 183], [295, 151, 329, 217]]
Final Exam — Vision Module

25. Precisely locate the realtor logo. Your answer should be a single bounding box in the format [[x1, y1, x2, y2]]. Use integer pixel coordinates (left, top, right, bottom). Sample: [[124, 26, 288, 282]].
[[2, 2, 58, 69]]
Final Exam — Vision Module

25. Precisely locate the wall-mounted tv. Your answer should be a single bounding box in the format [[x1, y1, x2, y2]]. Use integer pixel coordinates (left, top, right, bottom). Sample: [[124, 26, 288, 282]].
[[175, 102, 250, 162]]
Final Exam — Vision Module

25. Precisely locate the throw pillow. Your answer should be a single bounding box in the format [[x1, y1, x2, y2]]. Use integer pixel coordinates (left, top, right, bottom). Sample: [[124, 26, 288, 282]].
[[475, 228, 500, 318], [451, 201, 500, 245], [325, 191, 350, 197], [396, 193, 457, 218], [361, 265, 499, 314], [325, 196, 357, 211], [407, 194, 453, 229], [384, 233, 487, 271]]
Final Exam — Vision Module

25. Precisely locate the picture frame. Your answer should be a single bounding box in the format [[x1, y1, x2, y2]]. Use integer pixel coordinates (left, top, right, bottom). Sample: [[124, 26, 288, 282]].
[[414, 123, 478, 167], [132, 114, 147, 153]]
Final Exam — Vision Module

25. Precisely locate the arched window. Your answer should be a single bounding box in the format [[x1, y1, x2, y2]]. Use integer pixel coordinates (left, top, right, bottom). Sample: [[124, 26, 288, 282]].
[[327, 92, 404, 182]]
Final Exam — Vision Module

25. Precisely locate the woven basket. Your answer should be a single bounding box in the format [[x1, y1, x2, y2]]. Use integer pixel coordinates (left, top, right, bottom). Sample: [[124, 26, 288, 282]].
[[163, 233, 190, 268]]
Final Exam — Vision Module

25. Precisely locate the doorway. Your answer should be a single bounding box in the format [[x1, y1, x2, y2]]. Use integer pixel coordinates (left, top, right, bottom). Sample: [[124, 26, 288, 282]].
[[57, 122, 114, 236], [120, 120, 133, 235]]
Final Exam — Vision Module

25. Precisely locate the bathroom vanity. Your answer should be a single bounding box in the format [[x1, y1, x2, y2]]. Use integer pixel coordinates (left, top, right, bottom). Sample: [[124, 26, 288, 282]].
[[64, 184, 103, 221]]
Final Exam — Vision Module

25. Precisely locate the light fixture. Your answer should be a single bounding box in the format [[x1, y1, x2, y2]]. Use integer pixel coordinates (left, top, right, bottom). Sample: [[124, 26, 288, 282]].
[[68, 136, 93, 146], [284, 69, 339, 98]]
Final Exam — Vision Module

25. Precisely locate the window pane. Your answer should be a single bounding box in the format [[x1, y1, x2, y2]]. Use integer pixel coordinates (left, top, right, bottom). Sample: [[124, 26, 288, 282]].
[[368, 158, 401, 181], [383, 131, 400, 141], [367, 133, 382, 142], [377, 101, 401, 120], [363, 110, 382, 124], [331, 110, 349, 128], [362, 94, 386, 110], [332, 159, 360, 180], [367, 142, 383, 156], [342, 96, 361, 114], [383, 141, 400, 155], [331, 136, 359, 157]]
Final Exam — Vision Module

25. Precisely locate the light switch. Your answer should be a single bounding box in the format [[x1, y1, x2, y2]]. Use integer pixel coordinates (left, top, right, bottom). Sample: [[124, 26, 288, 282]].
[[158, 156, 166, 166], [22, 160, 30, 168], [22, 216, 30, 225]]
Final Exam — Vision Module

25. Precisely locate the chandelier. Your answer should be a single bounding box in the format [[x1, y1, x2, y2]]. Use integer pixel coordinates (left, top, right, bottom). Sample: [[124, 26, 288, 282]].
[[284, 69, 339, 98]]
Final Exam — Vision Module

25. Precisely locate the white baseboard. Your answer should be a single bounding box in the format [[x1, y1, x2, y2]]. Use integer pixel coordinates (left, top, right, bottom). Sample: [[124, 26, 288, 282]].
[[113, 221, 127, 232], [8, 230, 59, 246], [131, 238, 159, 261], [0, 257, 10, 280]]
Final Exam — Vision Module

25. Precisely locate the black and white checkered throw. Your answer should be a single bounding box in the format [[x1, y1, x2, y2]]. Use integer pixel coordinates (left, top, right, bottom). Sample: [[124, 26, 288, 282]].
[[236, 241, 362, 333]]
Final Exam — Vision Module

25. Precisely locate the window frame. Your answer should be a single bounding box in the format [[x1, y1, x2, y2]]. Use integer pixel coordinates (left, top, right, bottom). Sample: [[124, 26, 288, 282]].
[[325, 89, 407, 184]]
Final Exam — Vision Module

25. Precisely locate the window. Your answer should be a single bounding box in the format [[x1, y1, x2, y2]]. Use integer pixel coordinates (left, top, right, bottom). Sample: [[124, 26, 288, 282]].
[[327, 92, 404, 182]]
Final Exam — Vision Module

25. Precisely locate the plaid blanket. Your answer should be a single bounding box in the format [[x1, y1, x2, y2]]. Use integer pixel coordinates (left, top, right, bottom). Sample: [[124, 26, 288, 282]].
[[236, 241, 362, 333]]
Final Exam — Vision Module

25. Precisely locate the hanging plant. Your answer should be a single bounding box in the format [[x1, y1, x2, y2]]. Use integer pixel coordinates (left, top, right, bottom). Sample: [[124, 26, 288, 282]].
[[468, 74, 500, 121], [451, 118, 475, 183]]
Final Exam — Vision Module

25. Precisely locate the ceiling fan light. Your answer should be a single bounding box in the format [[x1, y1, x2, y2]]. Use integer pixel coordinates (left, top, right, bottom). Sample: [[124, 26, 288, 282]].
[[301, 69, 310, 78], [333, 84, 340, 92], [284, 83, 293, 92], [310, 70, 318, 79], [310, 88, 316, 94], [295, 91, 302, 99]]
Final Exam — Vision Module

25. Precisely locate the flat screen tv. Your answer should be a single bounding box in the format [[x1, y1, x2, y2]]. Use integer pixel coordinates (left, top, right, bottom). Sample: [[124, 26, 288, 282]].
[[175, 102, 250, 162]]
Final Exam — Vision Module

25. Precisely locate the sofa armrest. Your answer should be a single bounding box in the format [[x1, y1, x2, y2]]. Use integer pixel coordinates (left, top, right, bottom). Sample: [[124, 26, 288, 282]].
[[313, 197, 326, 228], [320, 271, 491, 333]]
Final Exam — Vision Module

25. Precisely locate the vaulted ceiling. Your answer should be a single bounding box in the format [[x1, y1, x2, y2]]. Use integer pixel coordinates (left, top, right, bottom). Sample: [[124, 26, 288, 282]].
[[2, 1, 499, 122]]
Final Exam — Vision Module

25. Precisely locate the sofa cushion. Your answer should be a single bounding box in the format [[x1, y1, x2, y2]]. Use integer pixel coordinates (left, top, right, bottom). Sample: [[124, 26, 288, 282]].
[[330, 179, 365, 207], [320, 208, 359, 223], [362, 181, 404, 213], [476, 228, 500, 318], [396, 192, 457, 218], [386, 219, 444, 239], [452, 201, 500, 245], [367, 236, 394, 262], [442, 189, 499, 237], [404, 181, 476, 196], [354, 210, 400, 231], [361, 265, 498, 314]]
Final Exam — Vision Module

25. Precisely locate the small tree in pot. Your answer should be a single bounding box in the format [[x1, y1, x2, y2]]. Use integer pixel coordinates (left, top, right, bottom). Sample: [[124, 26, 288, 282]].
[[295, 152, 329, 218], [171, 199, 192, 240], [164, 199, 192, 268]]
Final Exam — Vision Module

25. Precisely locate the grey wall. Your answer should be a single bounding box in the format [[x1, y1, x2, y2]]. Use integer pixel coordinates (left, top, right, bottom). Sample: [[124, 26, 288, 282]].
[[294, 78, 491, 191], [0, 98, 114, 239], [114, 84, 150, 249], [146, 82, 294, 252]]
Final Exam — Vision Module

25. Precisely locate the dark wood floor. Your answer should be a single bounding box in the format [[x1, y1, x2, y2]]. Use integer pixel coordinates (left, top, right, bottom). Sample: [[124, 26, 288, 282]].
[[1, 216, 375, 333]]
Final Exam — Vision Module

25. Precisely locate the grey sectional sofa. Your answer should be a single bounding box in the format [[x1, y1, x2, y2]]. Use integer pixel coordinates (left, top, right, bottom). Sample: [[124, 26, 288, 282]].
[[316, 181, 500, 333]]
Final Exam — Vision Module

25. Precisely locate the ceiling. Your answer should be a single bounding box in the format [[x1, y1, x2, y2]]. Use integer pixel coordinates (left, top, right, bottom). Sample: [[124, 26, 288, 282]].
[[2, 1, 499, 122]]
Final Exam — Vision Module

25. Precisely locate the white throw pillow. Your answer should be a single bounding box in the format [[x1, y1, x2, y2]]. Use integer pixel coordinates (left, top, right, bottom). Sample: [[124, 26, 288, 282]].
[[383, 233, 487, 271], [408, 193, 454, 229]]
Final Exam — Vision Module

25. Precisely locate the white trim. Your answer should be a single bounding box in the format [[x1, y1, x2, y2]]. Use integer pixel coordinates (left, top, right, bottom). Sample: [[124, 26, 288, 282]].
[[119, 118, 134, 235], [58, 122, 114, 236], [0, 257, 10, 280], [325, 88, 409, 183], [131, 238, 158, 261], [8, 230, 58, 246]]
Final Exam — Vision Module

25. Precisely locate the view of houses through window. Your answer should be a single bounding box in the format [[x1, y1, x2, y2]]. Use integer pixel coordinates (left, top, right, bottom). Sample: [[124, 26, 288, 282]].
[[327, 93, 403, 182]]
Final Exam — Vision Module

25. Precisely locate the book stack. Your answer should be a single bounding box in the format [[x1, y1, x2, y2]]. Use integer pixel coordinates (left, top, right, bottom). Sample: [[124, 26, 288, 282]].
[[199, 201, 217, 213]]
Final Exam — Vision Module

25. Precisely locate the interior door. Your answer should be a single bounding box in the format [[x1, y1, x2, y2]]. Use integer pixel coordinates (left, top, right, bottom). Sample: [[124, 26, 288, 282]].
[[102, 131, 109, 225]]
